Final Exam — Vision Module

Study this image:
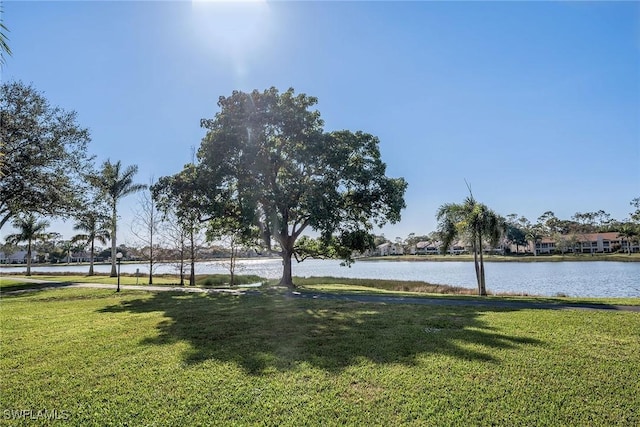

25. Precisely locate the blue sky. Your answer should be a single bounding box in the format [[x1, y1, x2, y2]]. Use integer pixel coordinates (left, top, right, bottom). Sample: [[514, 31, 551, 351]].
[[2, 0, 639, 244]]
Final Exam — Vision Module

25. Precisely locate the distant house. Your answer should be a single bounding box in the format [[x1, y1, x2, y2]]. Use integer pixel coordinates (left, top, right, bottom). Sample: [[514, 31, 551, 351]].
[[61, 251, 92, 263], [0, 250, 39, 264], [447, 242, 466, 255], [415, 241, 440, 255], [376, 242, 404, 256]]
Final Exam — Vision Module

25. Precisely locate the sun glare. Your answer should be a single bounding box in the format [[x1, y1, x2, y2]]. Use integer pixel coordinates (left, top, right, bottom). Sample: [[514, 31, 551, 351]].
[[190, 0, 272, 76]]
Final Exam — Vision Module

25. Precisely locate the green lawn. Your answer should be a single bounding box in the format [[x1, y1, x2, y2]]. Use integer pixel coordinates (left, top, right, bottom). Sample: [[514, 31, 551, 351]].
[[0, 274, 264, 293], [1, 287, 639, 425]]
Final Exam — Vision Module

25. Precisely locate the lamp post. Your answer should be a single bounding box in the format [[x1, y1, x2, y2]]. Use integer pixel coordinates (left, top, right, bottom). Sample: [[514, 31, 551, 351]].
[[116, 252, 123, 292]]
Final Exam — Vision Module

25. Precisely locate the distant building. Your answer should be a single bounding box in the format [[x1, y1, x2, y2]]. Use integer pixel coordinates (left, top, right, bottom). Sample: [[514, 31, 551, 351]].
[[415, 241, 440, 255], [532, 232, 638, 255], [413, 240, 467, 255], [376, 242, 404, 256], [0, 250, 39, 264]]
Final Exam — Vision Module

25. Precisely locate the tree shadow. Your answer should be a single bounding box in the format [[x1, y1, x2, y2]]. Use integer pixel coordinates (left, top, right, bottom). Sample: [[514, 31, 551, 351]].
[[0, 280, 79, 296], [99, 291, 541, 374]]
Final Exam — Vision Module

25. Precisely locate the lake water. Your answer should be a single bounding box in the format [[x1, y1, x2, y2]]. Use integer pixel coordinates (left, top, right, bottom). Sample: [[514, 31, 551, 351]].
[[2, 258, 639, 298]]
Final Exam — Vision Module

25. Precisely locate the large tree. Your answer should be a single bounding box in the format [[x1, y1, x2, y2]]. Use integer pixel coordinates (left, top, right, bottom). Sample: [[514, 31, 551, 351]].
[[192, 87, 407, 287], [5, 214, 50, 276], [437, 194, 504, 296], [88, 160, 146, 277], [71, 211, 110, 276], [0, 81, 92, 228]]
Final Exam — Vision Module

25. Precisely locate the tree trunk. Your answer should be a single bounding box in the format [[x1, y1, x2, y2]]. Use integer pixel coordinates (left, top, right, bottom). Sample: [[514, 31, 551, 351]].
[[472, 240, 481, 295], [179, 240, 185, 286], [88, 239, 95, 276], [148, 245, 153, 285], [148, 210, 154, 285], [189, 227, 195, 286], [26, 239, 32, 276], [229, 247, 236, 287], [478, 239, 487, 296], [110, 203, 117, 277], [279, 247, 295, 288]]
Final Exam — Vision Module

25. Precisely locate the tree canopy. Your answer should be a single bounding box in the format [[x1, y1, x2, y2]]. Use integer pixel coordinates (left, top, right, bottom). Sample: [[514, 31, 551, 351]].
[[186, 87, 407, 286], [0, 81, 92, 229]]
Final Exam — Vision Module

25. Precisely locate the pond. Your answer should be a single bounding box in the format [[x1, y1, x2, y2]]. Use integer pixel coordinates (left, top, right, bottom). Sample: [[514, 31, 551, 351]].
[[3, 258, 639, 298]]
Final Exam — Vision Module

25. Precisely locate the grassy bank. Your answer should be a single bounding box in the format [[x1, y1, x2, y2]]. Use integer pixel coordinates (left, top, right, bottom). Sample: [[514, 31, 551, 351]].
[[4, 274, 640, 306], [1, 287, 639, 425]]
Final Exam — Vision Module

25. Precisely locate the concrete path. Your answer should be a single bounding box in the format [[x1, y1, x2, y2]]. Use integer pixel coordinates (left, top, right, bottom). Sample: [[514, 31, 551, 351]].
[[3, 279, 640, 312]]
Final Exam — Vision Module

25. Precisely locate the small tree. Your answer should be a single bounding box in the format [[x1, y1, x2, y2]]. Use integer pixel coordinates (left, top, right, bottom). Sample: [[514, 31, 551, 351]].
[[4, 214, 49, 276], [88, 160, 146, 277], [152, 164, 202, 286], [437, 190, 505, 296], [506, 214, 527, 253], [618, 225, 638, 255], [206, 216, 258, 287], [72, 211, 110, 275], [130, 182, 162, 284], [161, 212, 189, 285], [630, 197, 640, 224]]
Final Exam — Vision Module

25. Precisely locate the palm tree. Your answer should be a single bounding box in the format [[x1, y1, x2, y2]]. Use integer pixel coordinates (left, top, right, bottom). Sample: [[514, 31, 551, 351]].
[[5, 214, 49, 276], [72, 211, 110, 275], [1, 4, 12, 67], [617, 225, 638, 255], [88, 160, 146, 277], [437, 195, 504, 296]]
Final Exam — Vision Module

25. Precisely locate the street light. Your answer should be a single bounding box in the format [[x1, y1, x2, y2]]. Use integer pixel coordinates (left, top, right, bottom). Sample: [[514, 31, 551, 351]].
[[116, 252, 123, 292]]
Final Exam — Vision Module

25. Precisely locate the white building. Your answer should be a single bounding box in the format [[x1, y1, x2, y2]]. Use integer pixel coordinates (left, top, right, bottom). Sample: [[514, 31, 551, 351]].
[[376, 242, 404, 256], [0, 250, 39, 264]]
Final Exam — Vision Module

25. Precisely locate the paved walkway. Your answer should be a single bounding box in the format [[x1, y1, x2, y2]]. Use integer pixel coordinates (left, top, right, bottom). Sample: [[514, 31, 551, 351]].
[[3, 279, 640, 312]]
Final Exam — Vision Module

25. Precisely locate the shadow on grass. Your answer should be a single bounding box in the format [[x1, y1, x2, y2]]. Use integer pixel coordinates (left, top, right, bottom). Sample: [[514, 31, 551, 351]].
[[99, 291, 540, 374], [0, 281, 78, 294]]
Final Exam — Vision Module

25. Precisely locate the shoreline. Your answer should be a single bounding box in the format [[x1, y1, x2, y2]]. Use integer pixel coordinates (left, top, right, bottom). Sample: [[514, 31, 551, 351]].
[[2, 253, 640, 270], [361, 254, 640, 263]]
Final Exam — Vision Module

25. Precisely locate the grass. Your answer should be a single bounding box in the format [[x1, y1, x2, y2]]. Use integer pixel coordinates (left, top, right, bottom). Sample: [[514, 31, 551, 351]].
[[1, 287, 639, 425], [4, 274, 639, 307], [0, 273, 264, 293], [288, 276, 477, 295]]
